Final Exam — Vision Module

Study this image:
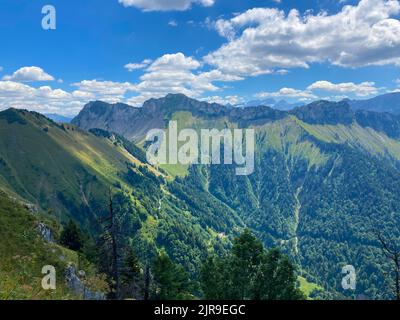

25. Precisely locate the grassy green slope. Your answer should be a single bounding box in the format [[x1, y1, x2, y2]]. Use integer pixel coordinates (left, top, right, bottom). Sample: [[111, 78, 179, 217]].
[[0, 191, 76, 299], [293, 117, 400, 160], [0, 109, 141, 228], [165, 110, 400, 171]]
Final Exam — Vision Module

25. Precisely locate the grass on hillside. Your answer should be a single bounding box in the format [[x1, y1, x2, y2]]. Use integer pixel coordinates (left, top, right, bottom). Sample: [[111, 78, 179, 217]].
[[0, 109, 147, 227], [0, 192, 76, 299], [298, 276, 324, 300]]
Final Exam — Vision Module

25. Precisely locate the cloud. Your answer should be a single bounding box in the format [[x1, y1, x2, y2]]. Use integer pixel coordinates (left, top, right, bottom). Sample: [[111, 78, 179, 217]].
[[69, 53, 239, 107], [0, 78, 139, 116], [0, 81, 82, 116], [168, 20, 178, 27], [124, 59, 152, 71], [256, 80, 381, 102], [118, 0, 214, 11], [0, 81, 70, 100], [307, 80, 378, 97], [202, 95, 244, 105], [71, 80, 137, 103], [256, 88, 317, 101], [146, 52, 201, 71], [276, 69, 289, 75], [127, 53, 239, 106], [3, 66, 55, 82], [205, 0, 400, 77]]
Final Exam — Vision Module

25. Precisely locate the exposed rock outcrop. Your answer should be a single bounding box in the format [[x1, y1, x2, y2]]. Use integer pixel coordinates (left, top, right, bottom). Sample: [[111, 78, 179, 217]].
[[65, 264, 105, 300], [36, 222, 54, 243]]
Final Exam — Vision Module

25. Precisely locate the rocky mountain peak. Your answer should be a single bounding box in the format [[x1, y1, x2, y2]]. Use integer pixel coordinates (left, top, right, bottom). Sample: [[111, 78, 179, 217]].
[[290, 100, 354, 125]]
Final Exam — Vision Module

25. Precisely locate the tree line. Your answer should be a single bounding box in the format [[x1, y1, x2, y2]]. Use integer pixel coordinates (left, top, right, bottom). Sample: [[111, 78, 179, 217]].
[[59, 188, 400, 300], [59, 190, 304, 300]]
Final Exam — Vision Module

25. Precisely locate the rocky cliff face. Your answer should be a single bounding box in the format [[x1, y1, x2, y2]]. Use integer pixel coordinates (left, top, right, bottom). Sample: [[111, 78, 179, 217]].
[[290, 100, 354, 125], [72, 101, 144, 140]]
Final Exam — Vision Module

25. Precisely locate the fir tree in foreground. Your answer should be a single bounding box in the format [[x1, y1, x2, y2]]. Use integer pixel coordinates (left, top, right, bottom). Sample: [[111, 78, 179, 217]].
[[200, 229, 305, 300], [60, 220, 85, 252], [151, 250, 193, 300]]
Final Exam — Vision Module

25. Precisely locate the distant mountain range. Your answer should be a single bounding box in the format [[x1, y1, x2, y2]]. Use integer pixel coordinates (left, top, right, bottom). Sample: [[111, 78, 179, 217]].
[[236, 92, 400, 114], [44, 113, 73, 123], [72, 94, 400, 141], [236, 98, 303, 110], [344, 92, 400, 115], [43, 92, 400, 121]]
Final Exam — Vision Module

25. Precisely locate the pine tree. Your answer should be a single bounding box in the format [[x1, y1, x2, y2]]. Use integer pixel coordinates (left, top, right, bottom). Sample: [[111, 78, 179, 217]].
[[200, 256, 224, 299], [152, 251, 191, 300], [230, 229, 264, 299], [120, 246, 142, 299], [60, 219, 85, 252], [253, 249, 304, 300], [200, 230, 305, 300]]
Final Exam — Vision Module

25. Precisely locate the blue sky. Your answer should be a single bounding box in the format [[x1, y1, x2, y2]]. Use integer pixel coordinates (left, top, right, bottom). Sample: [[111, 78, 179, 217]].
[[0, 0, 399, 115]]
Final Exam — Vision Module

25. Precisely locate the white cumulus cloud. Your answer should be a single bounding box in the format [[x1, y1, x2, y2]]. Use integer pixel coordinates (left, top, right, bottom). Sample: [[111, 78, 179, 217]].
[[256, 88, 317, 101], [3, 66, 55, 82], [255, 80, 381, 102], [202, 95, 244, 105], [0, 81, 81, 116], [205, 0, 400, 76], [71, 80, 137, 103], [127, 52, 239, 106], [124, 59, 152, 71], [307, 80, 378, 97]]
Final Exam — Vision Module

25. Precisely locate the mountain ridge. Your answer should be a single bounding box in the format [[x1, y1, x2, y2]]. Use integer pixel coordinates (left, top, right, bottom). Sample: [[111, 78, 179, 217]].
[[345, 92, 400, 115], [72, 94, 400, 141]]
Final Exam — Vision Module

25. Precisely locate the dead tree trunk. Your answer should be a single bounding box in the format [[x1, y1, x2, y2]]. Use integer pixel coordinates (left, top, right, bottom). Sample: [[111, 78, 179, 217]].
[[99, 188, 120, 299], [109, 188, 120, 299]]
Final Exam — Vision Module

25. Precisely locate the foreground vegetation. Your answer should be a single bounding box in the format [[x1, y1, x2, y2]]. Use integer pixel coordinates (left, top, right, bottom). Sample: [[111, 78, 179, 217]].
[[55, 216, 304, 300]]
